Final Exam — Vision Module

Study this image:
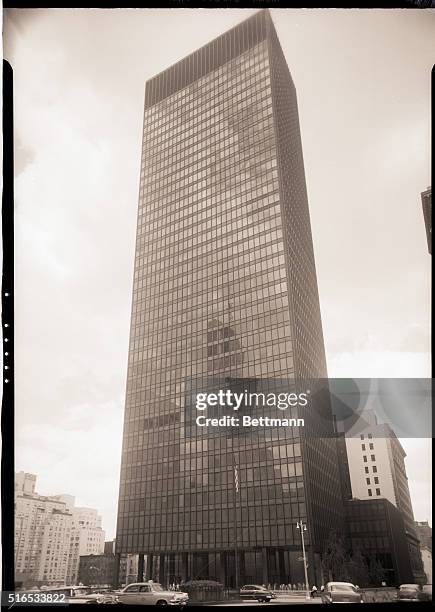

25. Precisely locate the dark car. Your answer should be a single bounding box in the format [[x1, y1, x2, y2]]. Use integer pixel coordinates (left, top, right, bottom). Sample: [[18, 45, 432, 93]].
[[240, 585, 276, 602], [321, 582, 363, 604], [397, 584, 427, 602]]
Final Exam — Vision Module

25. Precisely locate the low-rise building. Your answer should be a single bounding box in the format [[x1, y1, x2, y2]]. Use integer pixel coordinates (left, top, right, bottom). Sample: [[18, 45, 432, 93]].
[[345, 498, 414, 586], [78, 553, 139, 588], [344, 413, 425, 583], [78, 554, 116, 587], [415, 521, 432, 552]]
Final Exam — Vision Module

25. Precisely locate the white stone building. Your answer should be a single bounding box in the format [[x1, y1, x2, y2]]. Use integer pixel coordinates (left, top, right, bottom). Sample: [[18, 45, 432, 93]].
[[15, 472, 105, 587], [15, 473, 72, 586]]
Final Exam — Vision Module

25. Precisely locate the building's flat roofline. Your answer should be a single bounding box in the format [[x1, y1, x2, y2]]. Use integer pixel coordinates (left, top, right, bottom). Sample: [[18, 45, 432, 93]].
[[146, 9, 269, 86]]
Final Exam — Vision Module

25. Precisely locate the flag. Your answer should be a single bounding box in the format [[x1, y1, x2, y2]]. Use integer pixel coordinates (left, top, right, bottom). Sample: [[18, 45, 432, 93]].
[[234, 464, 239, 493]]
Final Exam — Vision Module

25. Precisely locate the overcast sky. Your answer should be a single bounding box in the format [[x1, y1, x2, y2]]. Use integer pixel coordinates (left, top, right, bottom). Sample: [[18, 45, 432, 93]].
[[4, 8, 433, 539]]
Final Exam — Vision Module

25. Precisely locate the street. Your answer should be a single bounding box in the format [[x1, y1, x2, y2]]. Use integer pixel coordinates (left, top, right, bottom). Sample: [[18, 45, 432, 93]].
[[202, 593, 323, 606]]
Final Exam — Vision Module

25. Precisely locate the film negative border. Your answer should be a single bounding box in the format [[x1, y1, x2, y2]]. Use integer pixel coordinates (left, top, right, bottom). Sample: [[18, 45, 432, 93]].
[[2, 59, 15, 592]]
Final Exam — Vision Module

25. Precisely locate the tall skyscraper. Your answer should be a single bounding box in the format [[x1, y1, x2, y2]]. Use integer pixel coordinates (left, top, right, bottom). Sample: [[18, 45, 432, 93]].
[[116, 10, 344, 586]]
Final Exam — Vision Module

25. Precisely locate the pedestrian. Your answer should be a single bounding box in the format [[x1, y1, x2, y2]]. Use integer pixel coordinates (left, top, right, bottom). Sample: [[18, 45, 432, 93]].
[[311, 585, 318, 598], [320, 585, 325, 593]]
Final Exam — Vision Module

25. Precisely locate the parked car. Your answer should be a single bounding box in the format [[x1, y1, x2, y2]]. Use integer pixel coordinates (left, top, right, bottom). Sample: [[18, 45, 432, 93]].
[[321, 582, 363, 604], [240, 585, 276, 602], [67, 592, 120, 605], [114, 582, 188, 606], [397, 584, 427, 602], [24, 586, 120, 605]]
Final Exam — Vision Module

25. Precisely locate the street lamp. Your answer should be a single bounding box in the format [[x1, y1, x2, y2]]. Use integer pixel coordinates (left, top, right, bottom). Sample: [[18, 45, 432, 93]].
[[296, 520, 310, 600]]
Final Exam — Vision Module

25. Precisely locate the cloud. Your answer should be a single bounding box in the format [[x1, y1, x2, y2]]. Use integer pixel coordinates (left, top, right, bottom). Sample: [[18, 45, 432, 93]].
[[328, 350, 431, 379], [16, 398, 124, 538]]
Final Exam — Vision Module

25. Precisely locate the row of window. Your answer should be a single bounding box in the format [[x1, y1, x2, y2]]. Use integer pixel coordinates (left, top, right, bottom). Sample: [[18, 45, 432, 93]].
[[145, 44, 268, 121], [129, 314, 289, 354], [141, 142, 276, 199], [135, 217, 283, 263], [143, 75, 272, 142], [138, 190, 279, 239], [139, 170, 278, 227], [139, 193, 279, 237], [140, 156, 277, 211], [143, 104, 273, 160], [363, 454, 376, 462], [367, 488, 381, 497], [136, 214, 280, 263]]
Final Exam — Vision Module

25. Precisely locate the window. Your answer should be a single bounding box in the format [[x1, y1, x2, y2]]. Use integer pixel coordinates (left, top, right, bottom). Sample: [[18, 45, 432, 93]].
[[368, 433, 373, 439], [364, 467, 369, 474], [373, 466, 377, 473], [360, 435, 364, 440], [369, 443, 374, 450], [363, 456, 367, 463], [368, 489, 372, 497], [366, 478, 370, 484], [376, 488, 381, 496], [362, 444, 366, 451], [374, 477, 379, 484], [371, 455, 376, 461]]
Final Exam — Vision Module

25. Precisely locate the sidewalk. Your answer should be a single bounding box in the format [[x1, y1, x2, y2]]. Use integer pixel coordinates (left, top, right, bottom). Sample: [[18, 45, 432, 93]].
[[198, 593, 323, 606]]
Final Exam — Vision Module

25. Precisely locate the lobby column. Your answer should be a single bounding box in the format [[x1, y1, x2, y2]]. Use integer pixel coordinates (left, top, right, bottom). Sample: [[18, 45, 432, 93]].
[[278, 549, 286, 583], [113, 553, 121, 589], [239, 551, 246, 585], [218, 552, 226, 586], [137, 554, 144, 582], [181, 552, 188, 582], [146, 554, 153, 580], [159, 554, 166, 586], [262, 548, 269, 585]]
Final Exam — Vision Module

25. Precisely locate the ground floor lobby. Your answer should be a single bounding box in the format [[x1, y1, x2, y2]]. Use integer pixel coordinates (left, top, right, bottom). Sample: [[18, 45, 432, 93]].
[[116, 547, 322, 589]]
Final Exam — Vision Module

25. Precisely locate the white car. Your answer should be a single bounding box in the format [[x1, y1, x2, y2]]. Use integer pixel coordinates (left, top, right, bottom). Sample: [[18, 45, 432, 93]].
[[115, 582, 188, 606]]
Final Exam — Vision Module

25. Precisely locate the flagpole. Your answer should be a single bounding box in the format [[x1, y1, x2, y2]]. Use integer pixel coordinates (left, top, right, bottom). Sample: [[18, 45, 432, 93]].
[[234, 456, 240, 590], [228, 289, 240, 590]]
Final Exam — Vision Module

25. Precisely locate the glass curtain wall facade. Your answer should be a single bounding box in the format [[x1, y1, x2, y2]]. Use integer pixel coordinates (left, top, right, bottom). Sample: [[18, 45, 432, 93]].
[[116, 10, 344, 587]]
